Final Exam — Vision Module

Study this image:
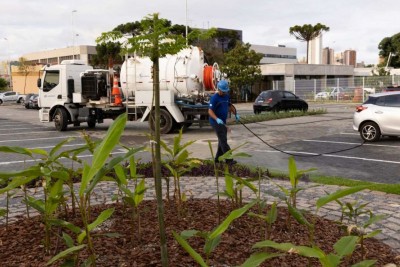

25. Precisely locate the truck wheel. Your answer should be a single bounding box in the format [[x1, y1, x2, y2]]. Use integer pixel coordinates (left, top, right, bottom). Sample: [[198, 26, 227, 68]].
[[149, 109, 174, 134], [54, 108, 68, 131], [87, 119, 96, 128]]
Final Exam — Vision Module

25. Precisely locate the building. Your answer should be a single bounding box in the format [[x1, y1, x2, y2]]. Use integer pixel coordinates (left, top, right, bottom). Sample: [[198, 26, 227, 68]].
[[343, 49, 357, 67], [21, 45, 97, 66], [322, 47, 335, 65], [250, 44, 297, 64], [10, 65, 42, 94], [8, 45, 97, 94], [308, 34, 322, 64]]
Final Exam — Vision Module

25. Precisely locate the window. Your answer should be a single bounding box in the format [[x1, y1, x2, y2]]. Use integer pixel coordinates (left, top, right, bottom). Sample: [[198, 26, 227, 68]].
[[384, 94, 400, 107], [283, 92, 296, 99], [43, 70, 60, 92]]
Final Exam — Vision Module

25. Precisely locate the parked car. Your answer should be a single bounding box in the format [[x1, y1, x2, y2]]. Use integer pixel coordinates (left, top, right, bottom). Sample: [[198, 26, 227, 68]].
[[315, 87, 354, 101], [314, 91, 330, 100], [353, 91, 400, 142], [253, 90, 308, 114], [24, 93, 36, 109], [28, 94, 39, 109], [383, 86, 400, 92], [0, 91, 25, 105]]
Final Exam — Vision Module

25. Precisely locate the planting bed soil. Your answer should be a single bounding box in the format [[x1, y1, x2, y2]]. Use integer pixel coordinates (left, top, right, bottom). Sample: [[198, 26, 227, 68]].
[[0, 199, 399, 266]]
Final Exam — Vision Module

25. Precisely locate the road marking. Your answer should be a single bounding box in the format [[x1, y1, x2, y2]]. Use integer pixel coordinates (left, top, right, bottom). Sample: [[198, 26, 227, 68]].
[[0, 136, 78, 143], [28, 143, 86, 149], [0, 127, 44, 131], [254, 149, 400, 164], [0, 149, 144, 166], [340, 132, 359, 135], [303, 139, 400, 148], [0, 151, 127, 166], [0, 131, 57, 136]]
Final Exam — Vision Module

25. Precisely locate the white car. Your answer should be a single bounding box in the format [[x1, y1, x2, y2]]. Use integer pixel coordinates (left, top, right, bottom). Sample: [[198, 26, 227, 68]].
[[353, 91, 400, 141], [314, 91, 330, 100]]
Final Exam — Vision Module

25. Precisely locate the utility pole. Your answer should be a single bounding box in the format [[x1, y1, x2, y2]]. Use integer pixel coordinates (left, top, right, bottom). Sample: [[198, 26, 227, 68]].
[[2, 37, 12, 90], [71, 10, 77, 59], [185, 0, 188, 45]]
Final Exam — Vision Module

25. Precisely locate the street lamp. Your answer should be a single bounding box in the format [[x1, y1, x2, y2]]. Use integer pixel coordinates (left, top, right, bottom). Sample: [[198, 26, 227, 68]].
[[71, 10, 77, 59]]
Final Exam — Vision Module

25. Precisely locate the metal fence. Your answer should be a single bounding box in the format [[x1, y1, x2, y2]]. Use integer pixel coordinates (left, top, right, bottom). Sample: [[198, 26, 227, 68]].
[[271, 75, 400, 102]]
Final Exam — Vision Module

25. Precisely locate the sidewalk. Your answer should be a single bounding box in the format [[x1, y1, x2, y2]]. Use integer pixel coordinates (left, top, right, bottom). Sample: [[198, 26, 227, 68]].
[[2, 176, 400, 254]]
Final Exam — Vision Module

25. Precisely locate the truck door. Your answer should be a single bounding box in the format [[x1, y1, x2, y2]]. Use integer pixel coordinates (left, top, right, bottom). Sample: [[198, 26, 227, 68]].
[[40, 70, 61, 108]]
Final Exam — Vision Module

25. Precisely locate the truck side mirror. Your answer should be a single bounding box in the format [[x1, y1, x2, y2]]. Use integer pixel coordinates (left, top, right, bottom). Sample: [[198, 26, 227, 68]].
[[37, 78, 41, 88]]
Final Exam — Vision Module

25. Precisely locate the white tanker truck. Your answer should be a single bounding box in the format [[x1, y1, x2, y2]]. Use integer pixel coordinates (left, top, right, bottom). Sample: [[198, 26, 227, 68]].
[[37, 46, 221, 133]]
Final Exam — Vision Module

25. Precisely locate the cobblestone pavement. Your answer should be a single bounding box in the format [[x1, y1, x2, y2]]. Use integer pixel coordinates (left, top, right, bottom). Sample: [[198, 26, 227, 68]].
[[2, 176, 399, 254]]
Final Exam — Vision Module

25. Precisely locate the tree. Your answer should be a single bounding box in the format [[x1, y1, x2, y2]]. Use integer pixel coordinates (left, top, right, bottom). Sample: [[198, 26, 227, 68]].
[[17, 57, 33, 94], [0, 77, 7, 90], [96, 13, 188, 266], [378, 33, 400, 68], [289, 23, 330, 64], [371, 66, 390, 76], [91, 42, 122, 69], [220, 43, 262, 101]]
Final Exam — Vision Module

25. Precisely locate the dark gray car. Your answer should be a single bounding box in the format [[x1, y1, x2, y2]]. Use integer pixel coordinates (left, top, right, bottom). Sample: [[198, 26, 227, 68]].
[[253, 90, 308, 114]]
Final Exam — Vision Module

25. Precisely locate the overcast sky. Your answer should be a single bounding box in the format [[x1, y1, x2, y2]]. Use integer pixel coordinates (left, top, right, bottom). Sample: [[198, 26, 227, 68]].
[[1, 0, 399, 65]]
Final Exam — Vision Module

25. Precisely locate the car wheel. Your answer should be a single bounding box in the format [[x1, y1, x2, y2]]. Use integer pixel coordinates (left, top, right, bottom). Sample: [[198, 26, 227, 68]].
[[20, 99, 25, 106], [0, 99, 3, 105], [360, 122, 381, 142], [301, 104, 308, 112], [54, 108, 69, 131], [272, 104, 280, 112]]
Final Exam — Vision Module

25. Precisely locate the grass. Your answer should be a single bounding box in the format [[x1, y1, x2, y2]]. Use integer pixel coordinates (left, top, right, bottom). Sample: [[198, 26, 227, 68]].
[[228, 108, 327, 125], [310, 175, 400, 195], [265, 168, 400, 195]]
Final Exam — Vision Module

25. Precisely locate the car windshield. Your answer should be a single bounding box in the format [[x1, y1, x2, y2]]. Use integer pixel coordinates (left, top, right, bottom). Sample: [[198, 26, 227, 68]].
[[364, 96, 378, 105], [256, 91, 271, 100]]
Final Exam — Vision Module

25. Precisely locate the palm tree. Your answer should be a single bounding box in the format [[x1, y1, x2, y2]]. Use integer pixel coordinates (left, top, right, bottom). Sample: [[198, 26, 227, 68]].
[[289, 23, 330, 64]]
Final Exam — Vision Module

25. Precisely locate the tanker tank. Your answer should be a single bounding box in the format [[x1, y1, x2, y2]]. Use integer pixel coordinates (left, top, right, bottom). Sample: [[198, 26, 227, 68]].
[[119, 46, 219, 99]]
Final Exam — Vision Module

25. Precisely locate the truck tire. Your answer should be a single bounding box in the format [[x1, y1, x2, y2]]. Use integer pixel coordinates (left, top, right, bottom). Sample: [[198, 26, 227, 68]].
[[87, 119, 96, 128], [149, 109, 174, 134], [54, 108, 69, 131]]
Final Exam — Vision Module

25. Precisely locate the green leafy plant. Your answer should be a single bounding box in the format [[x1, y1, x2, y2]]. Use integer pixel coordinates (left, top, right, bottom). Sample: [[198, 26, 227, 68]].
[[222, 171, 258, 208], [161, 128, 201, 214], [173, 201, 257, 266], [47, 208, 115, 266], [334, 198, 386, 259], [248, 201, 278, 240], [252, 237, 376, 267], [116, 156, 147, 242]]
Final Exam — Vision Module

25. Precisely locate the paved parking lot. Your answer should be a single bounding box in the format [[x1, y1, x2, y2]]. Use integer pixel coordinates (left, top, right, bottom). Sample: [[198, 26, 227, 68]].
[[0, 103, 399, 184]]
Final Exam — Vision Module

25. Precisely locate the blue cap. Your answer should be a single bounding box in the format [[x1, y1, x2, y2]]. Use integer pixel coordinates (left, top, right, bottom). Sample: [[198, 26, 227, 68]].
[[217, 80, 230, 92]]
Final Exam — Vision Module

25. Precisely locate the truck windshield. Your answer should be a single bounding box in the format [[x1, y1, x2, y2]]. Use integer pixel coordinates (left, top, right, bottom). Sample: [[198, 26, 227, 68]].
[[43, 70, 60, 92]]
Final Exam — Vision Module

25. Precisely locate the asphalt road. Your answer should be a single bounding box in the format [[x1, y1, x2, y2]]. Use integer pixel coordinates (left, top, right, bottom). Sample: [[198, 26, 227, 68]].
[[0, 102, 399, 184]]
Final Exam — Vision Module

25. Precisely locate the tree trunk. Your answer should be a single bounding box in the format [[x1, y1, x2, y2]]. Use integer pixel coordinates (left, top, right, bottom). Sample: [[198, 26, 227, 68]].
[[153, 52, 169, 265], [306, 41, 310, 64]]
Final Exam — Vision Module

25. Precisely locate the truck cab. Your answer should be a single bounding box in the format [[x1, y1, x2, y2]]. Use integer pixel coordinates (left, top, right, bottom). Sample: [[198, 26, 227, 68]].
[[38, 60, 110, 131]]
